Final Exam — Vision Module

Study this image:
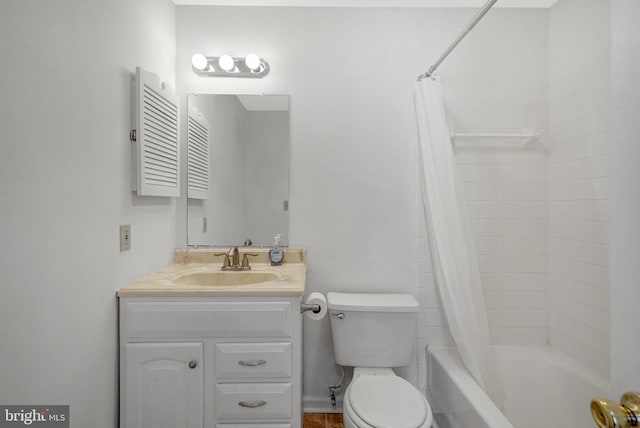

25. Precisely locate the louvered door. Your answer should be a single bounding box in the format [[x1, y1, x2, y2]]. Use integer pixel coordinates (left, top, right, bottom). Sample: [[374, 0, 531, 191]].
[[187, 106, 209, 199], [131, 67, 180, 197]]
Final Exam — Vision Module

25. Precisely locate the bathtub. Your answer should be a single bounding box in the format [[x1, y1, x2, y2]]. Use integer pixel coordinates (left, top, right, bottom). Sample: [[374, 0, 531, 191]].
[[426, 346, 609, 428]]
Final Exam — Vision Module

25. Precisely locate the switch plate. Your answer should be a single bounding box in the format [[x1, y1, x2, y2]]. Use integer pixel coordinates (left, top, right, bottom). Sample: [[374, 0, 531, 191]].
[[203, 217, 207, 233], [283, 200, 289, 211], [120, 224, 131, 252]]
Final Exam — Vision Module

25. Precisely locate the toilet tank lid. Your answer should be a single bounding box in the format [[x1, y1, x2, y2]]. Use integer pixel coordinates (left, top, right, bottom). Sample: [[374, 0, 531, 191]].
[[327, 292, 420, 312]]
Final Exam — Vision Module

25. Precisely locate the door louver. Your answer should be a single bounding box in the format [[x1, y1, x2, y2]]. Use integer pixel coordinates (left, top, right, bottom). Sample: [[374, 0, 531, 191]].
[[131, 67, 180, 197], [187, 106, 209, 200]]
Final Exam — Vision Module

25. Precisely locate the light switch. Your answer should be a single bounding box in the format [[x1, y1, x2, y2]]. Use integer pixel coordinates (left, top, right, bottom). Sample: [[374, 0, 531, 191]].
[[120, 224, 131, 252]]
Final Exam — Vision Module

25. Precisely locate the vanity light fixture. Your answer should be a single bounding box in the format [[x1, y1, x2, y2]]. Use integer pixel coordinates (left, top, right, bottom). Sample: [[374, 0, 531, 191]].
[[191, 52, 270, 78], [191, 53, 209, 71], [244, 53, 261, 71], [217, 54, 235, 72]]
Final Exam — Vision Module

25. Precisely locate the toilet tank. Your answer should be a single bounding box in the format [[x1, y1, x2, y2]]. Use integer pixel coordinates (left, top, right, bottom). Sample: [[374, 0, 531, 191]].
[[327, 292, 420, 367]]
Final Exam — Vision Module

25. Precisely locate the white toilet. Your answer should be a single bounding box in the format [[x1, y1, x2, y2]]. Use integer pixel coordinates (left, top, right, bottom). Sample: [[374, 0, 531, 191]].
[[327, 292, 433, 428]]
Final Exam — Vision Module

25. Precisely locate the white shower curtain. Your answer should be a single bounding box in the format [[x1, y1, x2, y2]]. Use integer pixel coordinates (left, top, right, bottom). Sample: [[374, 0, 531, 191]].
[[414, 76, 504, 407]]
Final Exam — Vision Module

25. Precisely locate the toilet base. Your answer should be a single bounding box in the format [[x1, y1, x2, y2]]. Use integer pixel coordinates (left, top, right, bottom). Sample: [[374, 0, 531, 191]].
[[341, 368, 433, 428], [343, 406, 357, 428]]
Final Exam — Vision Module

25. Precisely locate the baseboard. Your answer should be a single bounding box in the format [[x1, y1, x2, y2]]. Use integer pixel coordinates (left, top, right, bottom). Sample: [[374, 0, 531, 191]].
[[303, 395, 343, 413]]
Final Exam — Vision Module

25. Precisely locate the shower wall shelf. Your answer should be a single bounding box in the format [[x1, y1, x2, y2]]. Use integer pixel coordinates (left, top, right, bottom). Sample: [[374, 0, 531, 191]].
[[451, 130, 541, 149]]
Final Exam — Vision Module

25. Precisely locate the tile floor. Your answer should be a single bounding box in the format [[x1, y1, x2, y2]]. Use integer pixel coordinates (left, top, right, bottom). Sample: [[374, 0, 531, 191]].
[[303, 413, 344, 428]]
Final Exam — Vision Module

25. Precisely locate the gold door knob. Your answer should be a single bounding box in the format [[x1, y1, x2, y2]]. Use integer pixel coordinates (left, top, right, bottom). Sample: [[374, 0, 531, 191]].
[[591, 392, 640, 427], [621, 392, 640, 415]]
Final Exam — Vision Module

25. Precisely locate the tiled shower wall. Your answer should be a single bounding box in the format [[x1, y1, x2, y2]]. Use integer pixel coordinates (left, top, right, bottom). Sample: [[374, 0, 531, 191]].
[[417, 1, 612, 390], [456, 123, 549, 346], [417, 107, 549, 349], [547, 0, 611, 378], [416, 103, 550, 392], [414, 10, 549, 393]]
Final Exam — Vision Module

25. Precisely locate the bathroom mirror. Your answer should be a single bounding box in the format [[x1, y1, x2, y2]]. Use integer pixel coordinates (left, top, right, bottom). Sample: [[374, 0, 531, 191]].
[[187, 94, 290, 247]]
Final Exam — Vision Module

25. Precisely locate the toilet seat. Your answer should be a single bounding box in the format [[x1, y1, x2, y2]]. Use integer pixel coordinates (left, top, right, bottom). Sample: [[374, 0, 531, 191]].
[[344, 374, 431, 428]]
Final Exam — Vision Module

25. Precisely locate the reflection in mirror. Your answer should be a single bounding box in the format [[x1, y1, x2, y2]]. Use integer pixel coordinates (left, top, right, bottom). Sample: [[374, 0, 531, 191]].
[[187, 94, 290, 247]]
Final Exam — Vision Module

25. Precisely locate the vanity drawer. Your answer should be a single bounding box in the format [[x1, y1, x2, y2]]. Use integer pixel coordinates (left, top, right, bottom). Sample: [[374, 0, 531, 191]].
[[215, 383, 292, 421], [122, 300, 292, 338], [216, 343, 291, 379]]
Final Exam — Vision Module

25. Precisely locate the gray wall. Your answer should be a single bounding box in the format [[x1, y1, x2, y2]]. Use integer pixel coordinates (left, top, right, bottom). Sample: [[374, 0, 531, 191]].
[[0, 0, 176, 426], [176, 6, 548, 402]]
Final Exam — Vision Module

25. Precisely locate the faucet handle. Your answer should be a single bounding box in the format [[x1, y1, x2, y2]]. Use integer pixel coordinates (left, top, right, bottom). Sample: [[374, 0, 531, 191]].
[[241, 252, 260, 270], [213, 252, 232, 269]]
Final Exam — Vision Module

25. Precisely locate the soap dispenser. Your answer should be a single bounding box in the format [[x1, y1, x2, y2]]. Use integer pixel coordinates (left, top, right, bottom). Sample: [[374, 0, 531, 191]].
[[269, 234, 284, 266]]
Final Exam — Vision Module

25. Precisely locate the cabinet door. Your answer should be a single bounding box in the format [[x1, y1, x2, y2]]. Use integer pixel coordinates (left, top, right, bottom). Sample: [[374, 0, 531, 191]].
[[123, 343, 203, 428]]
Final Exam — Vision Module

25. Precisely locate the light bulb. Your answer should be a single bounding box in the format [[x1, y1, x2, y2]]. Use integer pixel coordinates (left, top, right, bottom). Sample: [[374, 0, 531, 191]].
[[218, 54, 235, 72], [191, 53, 208, 71], [245, 53, 261, 71]]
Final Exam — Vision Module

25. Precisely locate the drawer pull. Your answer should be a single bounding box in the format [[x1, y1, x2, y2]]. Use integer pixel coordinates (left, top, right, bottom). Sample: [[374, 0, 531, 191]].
[[238, 400, 267, 408], [238, 359, 267, 367]]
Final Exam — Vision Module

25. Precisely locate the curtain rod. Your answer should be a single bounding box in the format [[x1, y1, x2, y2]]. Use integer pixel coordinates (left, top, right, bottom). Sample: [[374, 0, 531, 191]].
[[417, 0, 499, 81]]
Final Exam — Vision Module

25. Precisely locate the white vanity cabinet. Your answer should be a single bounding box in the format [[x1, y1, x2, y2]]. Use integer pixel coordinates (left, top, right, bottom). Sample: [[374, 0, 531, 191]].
[[119, 296, 302, 428]]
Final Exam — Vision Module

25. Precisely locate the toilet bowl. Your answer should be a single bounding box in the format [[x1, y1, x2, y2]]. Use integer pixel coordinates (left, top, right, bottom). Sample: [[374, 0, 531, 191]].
[[326, 292, 434, 428], [342, 368, 433, 428]]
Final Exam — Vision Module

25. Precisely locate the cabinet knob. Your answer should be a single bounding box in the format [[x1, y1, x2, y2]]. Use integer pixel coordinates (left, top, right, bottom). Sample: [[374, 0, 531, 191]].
[[188, 360, 198, 369]]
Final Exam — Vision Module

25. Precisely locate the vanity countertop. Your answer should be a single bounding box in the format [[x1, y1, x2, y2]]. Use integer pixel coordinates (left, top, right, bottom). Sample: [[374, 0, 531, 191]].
[[117, 248, 306, 297]]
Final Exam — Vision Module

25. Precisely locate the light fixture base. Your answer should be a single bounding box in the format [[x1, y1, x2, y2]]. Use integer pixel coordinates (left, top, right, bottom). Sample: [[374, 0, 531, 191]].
[[192, 56, 270, 78]]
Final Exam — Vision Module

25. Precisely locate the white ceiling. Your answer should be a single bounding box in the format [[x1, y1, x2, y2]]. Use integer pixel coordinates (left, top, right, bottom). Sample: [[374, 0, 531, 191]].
[[174, 0, 558, 8]]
